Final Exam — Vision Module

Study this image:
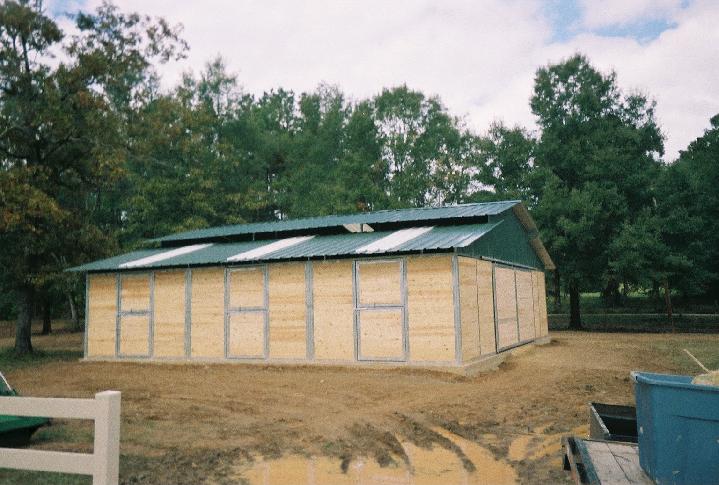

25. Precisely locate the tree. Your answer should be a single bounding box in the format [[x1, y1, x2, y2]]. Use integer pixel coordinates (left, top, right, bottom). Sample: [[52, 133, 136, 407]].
[[530, 54, 663, 328], [0, 0, 185, 354]]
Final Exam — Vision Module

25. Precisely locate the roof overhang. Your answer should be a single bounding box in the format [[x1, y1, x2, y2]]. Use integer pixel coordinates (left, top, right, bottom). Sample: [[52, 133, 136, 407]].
[[512, 203, 556, 271]]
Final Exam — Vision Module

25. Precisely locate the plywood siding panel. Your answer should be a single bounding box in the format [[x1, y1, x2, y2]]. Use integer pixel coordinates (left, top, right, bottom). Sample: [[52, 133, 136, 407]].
[[458, 257, 481, 362], [228, 312, 265, 357], [536, 272, 549, 336], [153, 270, 186, 358], [268, 262, 306, 359], [87, 274, 117, 357], [229, 267, 265, 309], [532, 272, 542, 338], [516, 270, 535, 342], [407, 255, 455, 362], [495, 266, 519, 350], [359, 309, 403, 360], [191, 268, 225, 358], [120, 274, 150, 312], [477, 260, 496, 355], [313, 260, 354, 360], [119, 314, 150, 356], [358, 260, 402, 306]]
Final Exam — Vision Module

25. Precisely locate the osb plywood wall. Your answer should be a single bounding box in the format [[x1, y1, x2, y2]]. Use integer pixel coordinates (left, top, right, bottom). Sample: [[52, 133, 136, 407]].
[[457, 257, 497, 362], [458, 258, 481, 362], [312, 260, 355, 360], [190, 268, 225, 358], [87, 274, 117, 357], [407, 255, 455, 362], [357, 260, 404, 361], [495, 266, 519, 350], [534, 271, 548, 337], [153, 270, 186, 358], [87, 253, 548, 365], [516, 270, 535, 342], [358, 310, 403, 360], [477, 260, 496, 355], [268, 262, 307, 359]]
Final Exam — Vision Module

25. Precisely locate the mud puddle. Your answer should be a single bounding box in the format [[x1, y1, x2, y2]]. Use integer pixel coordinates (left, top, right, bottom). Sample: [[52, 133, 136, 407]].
[[234, 428, 517, 485]]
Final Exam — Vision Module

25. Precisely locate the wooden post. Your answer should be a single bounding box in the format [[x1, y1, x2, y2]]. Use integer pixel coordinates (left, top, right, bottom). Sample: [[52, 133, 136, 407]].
[[93, 391, 121, 485]]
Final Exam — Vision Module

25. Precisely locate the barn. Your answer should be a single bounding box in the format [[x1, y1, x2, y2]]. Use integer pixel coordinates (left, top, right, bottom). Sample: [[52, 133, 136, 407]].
[[72, 200, 555, 372]]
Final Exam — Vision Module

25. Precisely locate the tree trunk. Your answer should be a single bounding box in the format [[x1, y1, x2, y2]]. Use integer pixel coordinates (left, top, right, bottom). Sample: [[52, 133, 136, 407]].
[[553, 271, 561, 312], [14, 286, 34, 355], [67, 292, 80, 330], [41, 299, 52, 335], [569, 282, 582, 330]]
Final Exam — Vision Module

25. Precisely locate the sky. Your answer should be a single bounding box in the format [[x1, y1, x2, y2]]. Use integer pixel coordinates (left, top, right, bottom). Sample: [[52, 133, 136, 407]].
[[49, 0, 719, 161]]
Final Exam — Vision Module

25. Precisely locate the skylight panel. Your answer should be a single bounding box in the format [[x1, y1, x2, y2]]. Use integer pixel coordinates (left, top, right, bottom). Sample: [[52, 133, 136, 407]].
[[119, 244, 213, 268], [226, 236, 315, 262], [355, 227, 433, 254]]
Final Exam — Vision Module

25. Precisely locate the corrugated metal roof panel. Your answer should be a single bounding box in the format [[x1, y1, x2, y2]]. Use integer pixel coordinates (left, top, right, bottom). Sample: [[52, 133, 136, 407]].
[[70, 223, 503, 272], [155, 200, 519, 244]]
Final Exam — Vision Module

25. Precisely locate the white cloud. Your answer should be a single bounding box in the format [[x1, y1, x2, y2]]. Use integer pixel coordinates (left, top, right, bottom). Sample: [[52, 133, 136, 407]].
[[72, 0, 718, 161]]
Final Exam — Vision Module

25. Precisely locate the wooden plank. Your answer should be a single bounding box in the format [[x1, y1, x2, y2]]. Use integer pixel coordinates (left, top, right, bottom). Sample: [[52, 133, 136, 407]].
[[153, 270, 186, 358], [191, 268, 225, 358], [458, 257, 481, 362], [0, 449, 94, 475], [584, 441, 631, 484], [120, 273, 150, 312], [358, 260, 402, 306], [495, 266, 519, 349], [119, 314, 150, 356], [87, 274, 117, 357], [477, 260, 496, 355], [516, 270, 535, 342], [359, 309, 403, 360], [407, 254, 455, 362], [313, 260, 354, 360], [268, 262, 306, 359], [229, 266, 265, 309], [228, 312, 265, 358], [0, 396, 97, 419], [606, 443, 652, 485]]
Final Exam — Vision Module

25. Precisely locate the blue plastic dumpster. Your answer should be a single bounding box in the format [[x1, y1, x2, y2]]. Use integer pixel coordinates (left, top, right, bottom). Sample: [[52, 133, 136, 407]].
[[631, 371, 719, 485]]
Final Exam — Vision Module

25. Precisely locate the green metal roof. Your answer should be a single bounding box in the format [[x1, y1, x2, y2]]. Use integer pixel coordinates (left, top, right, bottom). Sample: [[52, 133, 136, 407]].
[[155, 200, 520, 246], [71, 223, 501, 272]]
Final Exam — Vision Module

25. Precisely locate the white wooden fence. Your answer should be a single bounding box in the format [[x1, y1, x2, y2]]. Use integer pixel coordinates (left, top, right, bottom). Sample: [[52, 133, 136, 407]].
[[0, 391, 121, 485]]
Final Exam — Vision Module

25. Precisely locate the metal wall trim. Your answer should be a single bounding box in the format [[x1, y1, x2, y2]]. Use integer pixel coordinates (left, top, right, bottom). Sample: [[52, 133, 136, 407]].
[[305, 261, 315, 360], [83, 274, 89, 358], [149, 272, 155, 358], [452, 254, 462, 364], [513, 269, 520, 344], [114, 274, 121, 357], [352, 260, 359, 361], [185, 269, 192, 358], [402, 256, 409, 361], [223, 267, 230, 359], [492, 263, 499, 353]]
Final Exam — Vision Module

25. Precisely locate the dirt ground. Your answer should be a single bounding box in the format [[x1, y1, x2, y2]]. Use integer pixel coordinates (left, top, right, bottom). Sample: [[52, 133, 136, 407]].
[[1, 323, 718, 484]]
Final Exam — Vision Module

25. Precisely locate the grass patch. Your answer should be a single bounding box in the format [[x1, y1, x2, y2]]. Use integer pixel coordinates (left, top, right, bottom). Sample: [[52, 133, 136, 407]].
[[0, 470, 91, 485], [549, 313, 719, 333], [0, 347, 82, 372], [650, 340, 719, 374]]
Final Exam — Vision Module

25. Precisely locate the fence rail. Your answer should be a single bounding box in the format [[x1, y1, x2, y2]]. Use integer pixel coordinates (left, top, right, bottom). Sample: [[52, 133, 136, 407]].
[[0, 390, 121, 485]]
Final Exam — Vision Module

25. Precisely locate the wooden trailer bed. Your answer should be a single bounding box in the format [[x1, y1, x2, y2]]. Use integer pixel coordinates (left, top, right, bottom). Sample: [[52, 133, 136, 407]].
[[562, 436, 653, 485]]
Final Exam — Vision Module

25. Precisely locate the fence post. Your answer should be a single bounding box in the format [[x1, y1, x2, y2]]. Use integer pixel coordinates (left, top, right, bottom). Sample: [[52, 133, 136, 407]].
[[93, 391, 121, 485]]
